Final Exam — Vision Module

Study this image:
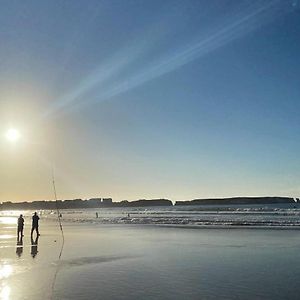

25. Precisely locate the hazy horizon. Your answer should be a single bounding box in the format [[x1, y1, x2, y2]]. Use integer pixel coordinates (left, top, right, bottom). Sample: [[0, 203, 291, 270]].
[[1, 0, 300, 203]]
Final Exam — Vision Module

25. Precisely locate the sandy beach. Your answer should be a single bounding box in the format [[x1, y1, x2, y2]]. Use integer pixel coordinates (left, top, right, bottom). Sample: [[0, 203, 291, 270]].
[[1, 215, 300, 300], [1, 0, 299, 299]]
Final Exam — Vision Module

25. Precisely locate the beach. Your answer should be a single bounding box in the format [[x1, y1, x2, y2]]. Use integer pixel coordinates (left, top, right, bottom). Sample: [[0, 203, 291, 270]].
[[1, 212, 300, 300], [1, 0, 299, 299]]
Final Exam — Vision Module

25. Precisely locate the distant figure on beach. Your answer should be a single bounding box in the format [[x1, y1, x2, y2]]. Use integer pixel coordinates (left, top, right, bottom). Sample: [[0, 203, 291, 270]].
[[17, 214, 24, 241], [96, 212, 98, 218], [31, 212, 40, 237], [31, 235, 39, 258]]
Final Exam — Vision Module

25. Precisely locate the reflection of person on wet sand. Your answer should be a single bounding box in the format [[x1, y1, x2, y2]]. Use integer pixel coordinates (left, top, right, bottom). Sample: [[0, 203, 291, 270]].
[[31, 235, 39, 258], [16, 239, 23, 258], [17, 214, 24, 241], [31, 212, 40, 238]]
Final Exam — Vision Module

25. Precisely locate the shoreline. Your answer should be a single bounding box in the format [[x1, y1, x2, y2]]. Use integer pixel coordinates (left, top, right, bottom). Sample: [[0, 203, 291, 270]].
[[3, 214, 300, 231]]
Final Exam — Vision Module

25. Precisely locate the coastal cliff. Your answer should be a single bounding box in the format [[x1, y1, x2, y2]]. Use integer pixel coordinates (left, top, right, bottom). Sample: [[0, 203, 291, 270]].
[[175, 197, 295, 206], [0, 198, 173, 210], [1, 197, 297, 210]]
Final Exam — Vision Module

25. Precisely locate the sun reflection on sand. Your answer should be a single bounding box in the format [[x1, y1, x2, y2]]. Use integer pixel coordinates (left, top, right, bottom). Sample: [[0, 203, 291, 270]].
[[0, 235, 14, 240], [0, 264, 12, 280], [0, 264, 12, 300], [0, 217, 17, 225], [0, 285, 10, 300]]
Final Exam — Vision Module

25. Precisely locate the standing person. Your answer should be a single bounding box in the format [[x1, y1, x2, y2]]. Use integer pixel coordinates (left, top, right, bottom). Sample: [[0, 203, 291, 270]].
[[17, 214, 24, 241], [31, 212, 40, 238]]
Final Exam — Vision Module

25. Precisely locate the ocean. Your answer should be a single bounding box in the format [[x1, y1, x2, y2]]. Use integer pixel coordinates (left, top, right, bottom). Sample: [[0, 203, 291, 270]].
[[3, 202, 299, 228]]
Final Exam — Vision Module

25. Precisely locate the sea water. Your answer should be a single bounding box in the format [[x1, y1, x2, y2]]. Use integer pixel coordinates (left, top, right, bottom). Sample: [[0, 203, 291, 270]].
[[3, 202, 298, 228]]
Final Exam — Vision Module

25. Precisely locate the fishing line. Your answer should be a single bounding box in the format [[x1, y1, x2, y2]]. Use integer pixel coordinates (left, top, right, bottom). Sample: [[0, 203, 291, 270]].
[[50, 168, 65, 299], [52, 169, 65, 257]]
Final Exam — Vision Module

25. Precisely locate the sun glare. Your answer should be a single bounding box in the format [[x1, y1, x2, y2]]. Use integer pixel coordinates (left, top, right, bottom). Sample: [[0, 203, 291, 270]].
[[0, 264, 13, 280], [0, 217, 17, 225], [0, 285, 10, 300], [5, 128, 20, 142]]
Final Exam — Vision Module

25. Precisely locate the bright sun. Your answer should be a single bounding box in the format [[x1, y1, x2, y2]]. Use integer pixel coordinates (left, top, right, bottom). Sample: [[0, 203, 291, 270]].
[[5, 128, 21, 142]]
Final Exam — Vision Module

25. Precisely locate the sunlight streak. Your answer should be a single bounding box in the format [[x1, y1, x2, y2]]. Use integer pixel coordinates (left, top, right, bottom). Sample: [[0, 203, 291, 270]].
[[84, 0, 293, 103], [42, 13, 173, 119], [42, 0, 295, 117]]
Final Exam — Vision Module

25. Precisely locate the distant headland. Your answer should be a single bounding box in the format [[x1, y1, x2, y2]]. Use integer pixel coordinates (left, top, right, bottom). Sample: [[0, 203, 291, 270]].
[[175, 197, 298, 206], [0, 198, 173, 210], [0, 196, 298, 210]]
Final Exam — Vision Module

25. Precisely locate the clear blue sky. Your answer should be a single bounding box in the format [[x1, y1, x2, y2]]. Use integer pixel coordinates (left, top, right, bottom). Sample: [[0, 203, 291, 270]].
[[0, 0, 299, 202]]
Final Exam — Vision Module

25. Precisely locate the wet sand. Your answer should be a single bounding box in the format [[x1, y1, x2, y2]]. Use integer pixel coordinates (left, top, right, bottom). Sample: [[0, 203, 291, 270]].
[[1, 217, 300, 299]]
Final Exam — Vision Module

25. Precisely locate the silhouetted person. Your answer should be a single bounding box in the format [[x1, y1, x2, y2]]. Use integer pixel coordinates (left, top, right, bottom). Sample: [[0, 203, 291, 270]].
[[16, 239, 23, 258], [17, 214, 24, 241], [96, 212, 98, 218], [31, 235, 39, 258], [31, 212, 40, 238]]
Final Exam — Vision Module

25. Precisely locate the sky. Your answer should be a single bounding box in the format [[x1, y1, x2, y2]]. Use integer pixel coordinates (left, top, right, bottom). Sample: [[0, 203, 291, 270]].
[[0, 0, 300, 202]]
